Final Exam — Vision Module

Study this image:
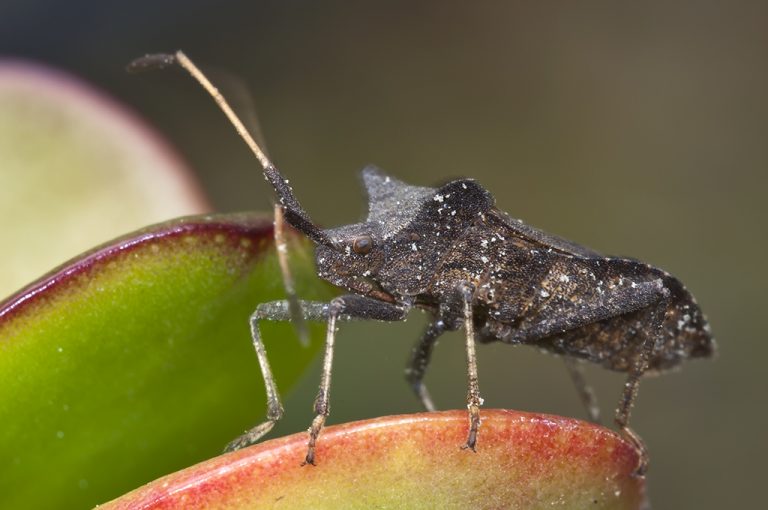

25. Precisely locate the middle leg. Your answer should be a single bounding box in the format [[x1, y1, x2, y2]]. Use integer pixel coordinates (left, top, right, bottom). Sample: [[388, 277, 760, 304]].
[[405, 319, 447, 412], [435, 282, 484, 451], [459, 283, 482, 452]]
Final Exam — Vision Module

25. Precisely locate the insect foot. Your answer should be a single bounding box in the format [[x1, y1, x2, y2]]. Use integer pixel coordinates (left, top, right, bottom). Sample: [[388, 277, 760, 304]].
[[302, 297, 343, 466], [618, 426, 649, 477], [134, 50, 716, 471], [462, 402, 482, 452]]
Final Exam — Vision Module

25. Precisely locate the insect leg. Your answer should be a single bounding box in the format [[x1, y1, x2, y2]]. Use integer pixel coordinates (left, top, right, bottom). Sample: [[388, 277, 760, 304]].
[[614, 291, 670, 476], [303, 299, 340, 466], [509, 280, 669, 472], [563, 357, 601, 424], [405, 319, 447, 412], [224, 300, 330, 452], [458, 283, 482, 452], [226, 296, 408, 456], [304, 295, 409, 465]]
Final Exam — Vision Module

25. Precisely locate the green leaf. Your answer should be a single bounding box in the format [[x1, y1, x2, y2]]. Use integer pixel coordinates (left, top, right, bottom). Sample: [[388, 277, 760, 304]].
[[0, 213, 333, 510], [102, 410, 646, 510]]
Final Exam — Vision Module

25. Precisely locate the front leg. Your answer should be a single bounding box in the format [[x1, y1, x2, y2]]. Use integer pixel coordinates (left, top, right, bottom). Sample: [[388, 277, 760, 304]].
[[304, 294, 409, 465], [225, 300, 331, 452], [225, 296, 408, 456]]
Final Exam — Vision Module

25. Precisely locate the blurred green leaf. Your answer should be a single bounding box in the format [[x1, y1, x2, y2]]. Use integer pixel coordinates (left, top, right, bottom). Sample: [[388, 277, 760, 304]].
[[0, 61, 208, 297], [0, 213, 332, 509]]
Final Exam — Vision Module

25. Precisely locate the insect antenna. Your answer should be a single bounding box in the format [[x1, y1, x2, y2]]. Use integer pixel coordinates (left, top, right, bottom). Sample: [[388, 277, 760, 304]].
[[127, 51, 331, 247], [273, 204, 310, 345], [128, 51, 318, 345]]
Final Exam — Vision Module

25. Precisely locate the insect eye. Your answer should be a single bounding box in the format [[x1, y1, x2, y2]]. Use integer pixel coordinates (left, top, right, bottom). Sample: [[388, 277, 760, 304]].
[[352, 235, 373, 255]]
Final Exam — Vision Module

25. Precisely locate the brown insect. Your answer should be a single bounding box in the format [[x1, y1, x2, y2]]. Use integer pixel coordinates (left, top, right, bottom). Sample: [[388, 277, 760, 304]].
[[129, 51, 716, 474]]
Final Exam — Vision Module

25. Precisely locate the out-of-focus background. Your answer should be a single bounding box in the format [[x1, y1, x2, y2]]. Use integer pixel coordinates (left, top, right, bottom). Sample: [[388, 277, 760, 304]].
[[1, 1, 765, 508]]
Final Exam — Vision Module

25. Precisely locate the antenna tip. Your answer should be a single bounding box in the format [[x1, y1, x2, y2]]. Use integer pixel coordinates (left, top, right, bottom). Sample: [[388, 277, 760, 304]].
[[126, 53, 178, 74]]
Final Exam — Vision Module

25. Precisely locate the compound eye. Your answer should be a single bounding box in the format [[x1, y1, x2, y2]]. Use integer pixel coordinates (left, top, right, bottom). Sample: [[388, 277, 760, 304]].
[[352, 235, 373, 255]]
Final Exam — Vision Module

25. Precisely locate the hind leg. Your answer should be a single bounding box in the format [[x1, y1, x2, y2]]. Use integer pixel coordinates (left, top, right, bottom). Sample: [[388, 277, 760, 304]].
[[563, 358, 601, 424], [614, 293, 670, 476]]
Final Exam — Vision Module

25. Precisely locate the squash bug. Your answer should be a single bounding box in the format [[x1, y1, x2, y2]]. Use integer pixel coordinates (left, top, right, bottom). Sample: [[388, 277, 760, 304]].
[[128, 51, 716, 474]]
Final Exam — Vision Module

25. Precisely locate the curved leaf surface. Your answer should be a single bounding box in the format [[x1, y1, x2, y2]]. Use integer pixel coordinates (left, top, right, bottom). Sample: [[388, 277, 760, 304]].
[[0, 213, 331, 509], [102, 409, 646, 510]]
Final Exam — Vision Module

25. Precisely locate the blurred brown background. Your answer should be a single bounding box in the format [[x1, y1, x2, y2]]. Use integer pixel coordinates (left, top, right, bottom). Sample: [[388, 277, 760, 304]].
[[2, 1, 765, 508]]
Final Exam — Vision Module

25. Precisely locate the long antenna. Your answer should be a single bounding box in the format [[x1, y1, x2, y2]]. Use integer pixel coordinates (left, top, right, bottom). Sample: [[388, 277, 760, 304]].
[[127, 51, 331, 246], [132, 51, 273, 170], [128, 50, 319, 345]]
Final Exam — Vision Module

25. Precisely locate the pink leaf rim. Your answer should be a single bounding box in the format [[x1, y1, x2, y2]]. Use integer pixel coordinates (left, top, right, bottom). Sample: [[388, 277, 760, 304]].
[[0, 213, 273, 328], [101, 409, 646, 510]]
